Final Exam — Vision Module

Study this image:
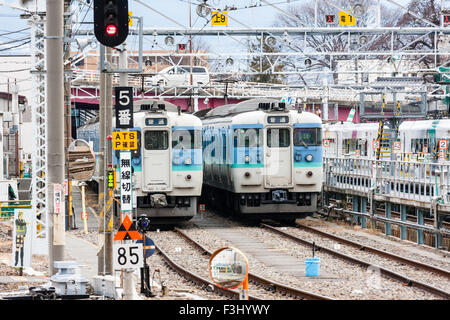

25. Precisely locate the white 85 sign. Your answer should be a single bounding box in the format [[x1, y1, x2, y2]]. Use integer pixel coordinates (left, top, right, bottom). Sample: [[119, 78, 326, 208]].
[[113, 243, 144, 270]]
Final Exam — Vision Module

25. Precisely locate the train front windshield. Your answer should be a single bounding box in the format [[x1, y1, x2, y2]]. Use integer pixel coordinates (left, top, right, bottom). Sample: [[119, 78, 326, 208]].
[[145, 131, 169, 150], [293, 128, 321, 146]]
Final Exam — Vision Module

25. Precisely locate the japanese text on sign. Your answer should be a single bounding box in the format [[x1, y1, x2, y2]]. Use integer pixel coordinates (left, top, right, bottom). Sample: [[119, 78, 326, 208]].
[[108, 170, 116, 189], [113, 131, 138, 150], [120, 151, 133, 212], [211, 11, 228, 26], [54, 184, 62, 214], [115, 87, 134, 129]]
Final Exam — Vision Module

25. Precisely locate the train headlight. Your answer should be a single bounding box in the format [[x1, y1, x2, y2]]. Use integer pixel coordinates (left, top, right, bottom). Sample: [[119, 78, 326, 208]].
[[305, 154, 313, 162], [244, 155, 250, 163], [185, 157, 192, 165]]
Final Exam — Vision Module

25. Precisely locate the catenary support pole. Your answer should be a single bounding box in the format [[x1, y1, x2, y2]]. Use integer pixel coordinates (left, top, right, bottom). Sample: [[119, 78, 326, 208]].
[[46, 0, 65, 275], [64, 0, 74, 230], [98, 45, 114, 275]]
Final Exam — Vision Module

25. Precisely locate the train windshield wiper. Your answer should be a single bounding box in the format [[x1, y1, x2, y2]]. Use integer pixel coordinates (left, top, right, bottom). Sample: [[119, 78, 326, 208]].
[[299, 139, 308, 148]]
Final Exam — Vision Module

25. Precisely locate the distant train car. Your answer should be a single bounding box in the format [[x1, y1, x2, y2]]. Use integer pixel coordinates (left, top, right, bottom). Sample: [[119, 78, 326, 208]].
[[197, 98, 323, 220], [398, 119, 450, 162], [77, 99, 203, 223], [323, 119, 450, 162], [322, 122, 383, 160]]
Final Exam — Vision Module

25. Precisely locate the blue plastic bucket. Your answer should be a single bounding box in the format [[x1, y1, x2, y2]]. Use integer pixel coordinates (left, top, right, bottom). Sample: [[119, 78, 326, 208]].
[[305, 257, 320, 277]]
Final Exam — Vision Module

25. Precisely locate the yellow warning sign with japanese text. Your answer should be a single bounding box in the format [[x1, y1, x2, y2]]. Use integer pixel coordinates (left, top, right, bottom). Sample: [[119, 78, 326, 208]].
[[339, 10, 356, 26], [113, 131, 138, 150]]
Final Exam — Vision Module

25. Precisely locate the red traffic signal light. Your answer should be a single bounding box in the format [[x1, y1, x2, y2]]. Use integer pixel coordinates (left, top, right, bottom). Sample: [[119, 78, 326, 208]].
[[106, 24, 118, 36], [94, 0, 129, 47], [178, 43, 186, 51]]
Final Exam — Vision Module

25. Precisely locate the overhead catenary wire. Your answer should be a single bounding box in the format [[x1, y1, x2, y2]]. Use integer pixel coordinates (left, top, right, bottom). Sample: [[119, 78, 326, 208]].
[[0, 27, 30, 37], [0, 40, 31, 52]]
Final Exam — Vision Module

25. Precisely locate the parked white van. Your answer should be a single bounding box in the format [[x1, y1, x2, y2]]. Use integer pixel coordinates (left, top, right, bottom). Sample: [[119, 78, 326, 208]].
[[150, 65, 210, 86]]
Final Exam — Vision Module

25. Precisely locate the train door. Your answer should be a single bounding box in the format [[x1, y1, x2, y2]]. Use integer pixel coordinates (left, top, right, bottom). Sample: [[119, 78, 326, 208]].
[[142, 129, 171, 191], [264, 127, 293, 188]]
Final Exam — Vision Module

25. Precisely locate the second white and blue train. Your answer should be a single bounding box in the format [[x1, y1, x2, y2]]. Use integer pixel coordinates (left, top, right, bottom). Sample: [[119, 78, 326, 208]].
[[196, 98, 323, 220]]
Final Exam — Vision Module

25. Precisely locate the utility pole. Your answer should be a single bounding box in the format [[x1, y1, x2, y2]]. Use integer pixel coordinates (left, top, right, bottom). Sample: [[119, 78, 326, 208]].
[[189, 0, 193, 112], [98, 45, 114, 276], [64, 0, 73, 230], [46, 0, 65, 275]]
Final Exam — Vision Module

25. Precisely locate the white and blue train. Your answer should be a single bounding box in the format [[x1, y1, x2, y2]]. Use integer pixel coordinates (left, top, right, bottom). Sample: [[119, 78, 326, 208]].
[[196, 98, 323, 220], [77, 99, 203, 223]]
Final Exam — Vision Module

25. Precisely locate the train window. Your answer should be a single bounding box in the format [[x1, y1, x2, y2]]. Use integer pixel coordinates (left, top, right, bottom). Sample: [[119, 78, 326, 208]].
[[267, 128, 290, 147], [144, 131, 168, 150], [293, 128, 321, 146], [172, 130, 202, 149], [234, 129, 262, 148]]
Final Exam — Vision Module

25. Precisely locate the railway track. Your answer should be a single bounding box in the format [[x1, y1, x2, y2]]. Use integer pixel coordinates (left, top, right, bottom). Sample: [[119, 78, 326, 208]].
[[295, 221, 450, 279], [261, 223, 450, 299], [173, 227, 332, 300], [155, 243, 261, 300]]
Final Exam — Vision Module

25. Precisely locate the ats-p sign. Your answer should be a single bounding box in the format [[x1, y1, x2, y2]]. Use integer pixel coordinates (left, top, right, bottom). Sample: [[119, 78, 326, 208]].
[[113, 131, 138, 150]]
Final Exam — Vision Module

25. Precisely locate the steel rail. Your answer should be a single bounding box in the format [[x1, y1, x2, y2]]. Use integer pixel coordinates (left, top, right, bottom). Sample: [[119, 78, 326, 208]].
[[261, 223, 450, 299], [154, 243, 261, 300], [174, 227, 332, 300], [295, 221, 450, 279]]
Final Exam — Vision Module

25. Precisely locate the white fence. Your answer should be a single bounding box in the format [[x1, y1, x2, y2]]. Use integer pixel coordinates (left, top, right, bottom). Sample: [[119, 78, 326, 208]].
[[324, 157, 450, 206]]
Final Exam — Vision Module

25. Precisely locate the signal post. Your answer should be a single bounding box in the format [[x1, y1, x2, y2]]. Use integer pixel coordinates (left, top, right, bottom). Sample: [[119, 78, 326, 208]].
[[94, 0, 130, 277]]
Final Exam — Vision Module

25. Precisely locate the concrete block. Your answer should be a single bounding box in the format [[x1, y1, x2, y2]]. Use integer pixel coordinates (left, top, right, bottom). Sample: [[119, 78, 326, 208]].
[[92, 275, 117, 298]]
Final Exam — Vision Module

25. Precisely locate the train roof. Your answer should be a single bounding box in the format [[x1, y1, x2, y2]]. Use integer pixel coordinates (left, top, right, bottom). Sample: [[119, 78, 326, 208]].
[[323, 122, 381, 133], [201, 98, 294, 119], [78, 99, 183, 129], [399, 119, 450, 136], [133, 98, 179, 113]]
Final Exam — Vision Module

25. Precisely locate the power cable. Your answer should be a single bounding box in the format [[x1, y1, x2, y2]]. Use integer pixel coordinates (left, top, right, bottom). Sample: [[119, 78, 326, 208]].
[[0, 68, 30, 72], [0, 27, 30, 36], [0, 40, 30, 52], [0, 37, 31, 46]]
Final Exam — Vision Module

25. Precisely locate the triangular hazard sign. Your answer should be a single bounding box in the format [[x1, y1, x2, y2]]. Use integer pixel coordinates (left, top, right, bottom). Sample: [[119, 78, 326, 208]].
[[114, 215, 142, 241]]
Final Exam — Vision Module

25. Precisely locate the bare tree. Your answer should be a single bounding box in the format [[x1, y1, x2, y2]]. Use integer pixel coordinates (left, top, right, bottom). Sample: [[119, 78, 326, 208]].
[[272, 0, 404, 85]]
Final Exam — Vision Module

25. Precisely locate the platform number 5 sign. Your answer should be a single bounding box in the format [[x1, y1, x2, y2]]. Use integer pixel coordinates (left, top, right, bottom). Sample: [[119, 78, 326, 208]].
[[113, 243, 143, 270], [211, 11, 228, 26], [115, 87, 134, 129]]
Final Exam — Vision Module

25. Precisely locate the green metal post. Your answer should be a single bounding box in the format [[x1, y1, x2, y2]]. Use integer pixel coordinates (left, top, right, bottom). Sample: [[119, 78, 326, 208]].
[[400, 205, 407, 240], [417, 208, 424, 245], [385, 202, 391, 236]]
